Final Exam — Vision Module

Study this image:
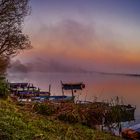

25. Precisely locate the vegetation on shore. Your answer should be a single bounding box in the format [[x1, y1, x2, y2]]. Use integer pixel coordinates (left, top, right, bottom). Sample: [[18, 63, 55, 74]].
[[0, 95, 123, 140]]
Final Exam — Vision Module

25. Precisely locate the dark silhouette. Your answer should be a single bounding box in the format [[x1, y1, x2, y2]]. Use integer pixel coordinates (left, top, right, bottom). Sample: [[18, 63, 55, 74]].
[[0, 0, 31, 74]]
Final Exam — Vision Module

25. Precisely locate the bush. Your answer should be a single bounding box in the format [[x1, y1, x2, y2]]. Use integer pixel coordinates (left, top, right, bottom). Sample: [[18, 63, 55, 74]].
[[58, 112, 80, 123], [0, 129, 12, 140], [57, 103, 104, 127], [0, 76, 9, 98], [33, 103, 56, 116]]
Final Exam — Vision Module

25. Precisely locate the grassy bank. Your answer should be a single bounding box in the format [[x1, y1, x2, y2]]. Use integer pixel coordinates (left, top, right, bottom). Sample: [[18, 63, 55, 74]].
[[0, 98, 123, 140]]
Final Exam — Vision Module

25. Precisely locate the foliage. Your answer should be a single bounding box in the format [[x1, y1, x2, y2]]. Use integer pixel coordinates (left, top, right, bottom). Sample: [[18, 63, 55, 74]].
[[33, 102, 107, 127], [0, 76, 9, 98], [33, 103, 57, 116], [57, 103, 105, 127], [0, 98, 122, 140], [58, 111, 80, 124], [0, 0, 31, 57]]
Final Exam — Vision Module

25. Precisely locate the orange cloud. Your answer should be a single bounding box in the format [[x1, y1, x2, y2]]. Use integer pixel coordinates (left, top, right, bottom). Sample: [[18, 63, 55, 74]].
[[18, 20, 140, 73]]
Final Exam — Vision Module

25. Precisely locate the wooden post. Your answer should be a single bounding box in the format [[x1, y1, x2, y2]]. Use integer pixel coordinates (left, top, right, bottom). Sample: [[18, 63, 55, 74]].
[[61, 81, 64, 96], [119, 122, 122, 136], [38, 88, 40, 96], [71, 89, 74, 97], [71, 89, 75, 103], [49, 84, 51, 95]]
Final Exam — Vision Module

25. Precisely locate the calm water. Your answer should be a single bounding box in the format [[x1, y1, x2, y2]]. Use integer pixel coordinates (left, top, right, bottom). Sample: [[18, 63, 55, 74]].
[[7, 72, 140, 124]]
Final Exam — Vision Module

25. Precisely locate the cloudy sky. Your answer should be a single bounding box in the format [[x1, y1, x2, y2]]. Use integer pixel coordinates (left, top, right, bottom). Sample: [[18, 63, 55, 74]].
[[12, 0, 140, 73]]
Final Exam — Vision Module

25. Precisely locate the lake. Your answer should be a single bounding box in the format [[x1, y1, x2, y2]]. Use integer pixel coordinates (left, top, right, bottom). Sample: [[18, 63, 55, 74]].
[[7, 72, 140, 124]]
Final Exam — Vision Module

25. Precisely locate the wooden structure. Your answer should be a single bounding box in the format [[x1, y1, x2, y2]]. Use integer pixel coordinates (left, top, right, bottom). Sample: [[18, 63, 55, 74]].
[[61, 81, 85, 97], [9, 82, 51, 99]]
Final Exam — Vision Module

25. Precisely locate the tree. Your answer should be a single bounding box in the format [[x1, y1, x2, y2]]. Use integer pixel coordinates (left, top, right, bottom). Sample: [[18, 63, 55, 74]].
[[0, 0, 31, 57], [0, 56, 9, 74]]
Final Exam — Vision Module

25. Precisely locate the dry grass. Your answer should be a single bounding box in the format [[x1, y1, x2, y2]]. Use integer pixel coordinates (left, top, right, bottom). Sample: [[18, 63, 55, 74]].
[[0, 98, 123, 140]]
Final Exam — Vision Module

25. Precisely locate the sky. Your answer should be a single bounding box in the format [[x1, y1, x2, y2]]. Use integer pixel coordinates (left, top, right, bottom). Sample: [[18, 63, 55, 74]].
[[11, 0, 140, 74]]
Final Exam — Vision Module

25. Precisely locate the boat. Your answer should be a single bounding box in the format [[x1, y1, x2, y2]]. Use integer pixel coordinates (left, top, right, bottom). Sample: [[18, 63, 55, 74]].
[[61, 81, 85, 100], [122, 124, 140, 139], [9, 82, 50, 100], [61, 82, 85, 90], [48, 95, 74, 101]]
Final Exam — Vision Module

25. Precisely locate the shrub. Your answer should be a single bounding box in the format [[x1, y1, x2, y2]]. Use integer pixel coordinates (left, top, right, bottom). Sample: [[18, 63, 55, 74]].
[[0, 129, 12, 140], [58, 112, 80, 123], [57, 103, 104, 127], [0, 76, 9, 98], [33, 103, 56, 116]]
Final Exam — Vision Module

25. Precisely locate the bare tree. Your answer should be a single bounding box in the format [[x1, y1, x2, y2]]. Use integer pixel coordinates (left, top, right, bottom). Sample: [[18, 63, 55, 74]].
[[0, 0, 31, 57]]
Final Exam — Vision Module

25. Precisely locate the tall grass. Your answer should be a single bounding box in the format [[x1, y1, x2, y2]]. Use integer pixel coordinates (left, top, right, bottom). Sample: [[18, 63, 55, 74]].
[[0, 99, 122, 140]]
